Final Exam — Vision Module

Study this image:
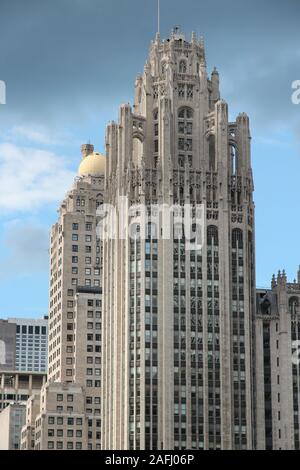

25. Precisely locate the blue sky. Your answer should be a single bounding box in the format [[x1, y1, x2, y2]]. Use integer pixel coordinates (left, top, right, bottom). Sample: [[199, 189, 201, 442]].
[[0, 0, 299, 318]]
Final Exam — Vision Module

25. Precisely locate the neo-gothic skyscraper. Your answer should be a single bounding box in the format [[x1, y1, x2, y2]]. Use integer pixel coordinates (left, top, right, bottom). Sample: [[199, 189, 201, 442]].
[[101, 29, 255, 450]]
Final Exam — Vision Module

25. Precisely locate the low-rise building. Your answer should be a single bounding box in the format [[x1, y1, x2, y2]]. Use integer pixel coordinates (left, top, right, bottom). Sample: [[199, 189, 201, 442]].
[[0, 403, 26, 450]]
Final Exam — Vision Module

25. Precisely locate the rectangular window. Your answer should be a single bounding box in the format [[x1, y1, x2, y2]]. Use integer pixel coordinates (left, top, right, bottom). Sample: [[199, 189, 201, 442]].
[[72, 223, 79, 230], [57, 394, 63, 402], [86, 223, 92, 231], [67, 394, 73, 402]]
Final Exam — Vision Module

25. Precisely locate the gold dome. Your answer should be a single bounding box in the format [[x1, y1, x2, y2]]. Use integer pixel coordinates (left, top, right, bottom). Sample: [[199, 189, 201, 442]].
[[78, 152, 106, 176]]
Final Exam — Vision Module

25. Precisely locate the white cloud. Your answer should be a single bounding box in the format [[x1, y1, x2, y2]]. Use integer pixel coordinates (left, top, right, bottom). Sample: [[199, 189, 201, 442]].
[[11, 126, 55, 145], [0, 142, 75, 211]]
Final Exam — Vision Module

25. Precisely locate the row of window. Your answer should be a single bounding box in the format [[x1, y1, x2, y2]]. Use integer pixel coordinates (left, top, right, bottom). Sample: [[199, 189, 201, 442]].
[[16, 326, 47, 335]]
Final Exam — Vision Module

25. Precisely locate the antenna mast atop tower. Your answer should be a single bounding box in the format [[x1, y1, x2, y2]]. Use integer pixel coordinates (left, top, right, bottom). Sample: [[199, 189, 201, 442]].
[[157, 0, 160, 34]]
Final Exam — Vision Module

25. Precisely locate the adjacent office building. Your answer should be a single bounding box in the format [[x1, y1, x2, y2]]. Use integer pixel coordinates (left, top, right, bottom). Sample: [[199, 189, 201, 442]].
[[8, 317, 48, 373], [0, 317, 48, 373], [101, 29, 256, 450], [0, 403, 26, 450], [256, 269, 300, 450], [25, 145, 105, 450], [0, 370, 46, 411]]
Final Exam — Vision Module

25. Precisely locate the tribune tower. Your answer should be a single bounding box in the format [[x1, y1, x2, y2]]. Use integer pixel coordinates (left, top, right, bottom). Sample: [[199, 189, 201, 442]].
[[101, 29, 256, 450]]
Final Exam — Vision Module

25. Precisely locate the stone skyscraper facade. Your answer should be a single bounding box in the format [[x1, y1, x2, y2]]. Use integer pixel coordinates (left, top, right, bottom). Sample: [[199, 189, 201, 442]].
[[256, 270, 300, 450], [101, 29, 256, 450], [22, 146, 105, 450]]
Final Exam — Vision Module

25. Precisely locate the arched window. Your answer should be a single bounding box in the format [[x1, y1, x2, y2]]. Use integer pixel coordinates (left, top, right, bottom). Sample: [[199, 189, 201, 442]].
[[161, 61, 166, 77], [177, 107, 194, 168], [153, 108, 159, 167], [207, 226, 219, 246], [133, 136, 143, 167], [178, 107, 194, 119], [208, 134, 216, 170], [261, 297, 271, 315], [289, 297, 299, 316], [232, 229, 243, 249], [179, 60, 187, 73], [230, 145, 238, 175]]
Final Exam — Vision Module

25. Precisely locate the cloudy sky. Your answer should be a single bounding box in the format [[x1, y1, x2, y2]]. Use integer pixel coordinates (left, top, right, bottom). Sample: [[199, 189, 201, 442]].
[[0, 0, 299, 318]]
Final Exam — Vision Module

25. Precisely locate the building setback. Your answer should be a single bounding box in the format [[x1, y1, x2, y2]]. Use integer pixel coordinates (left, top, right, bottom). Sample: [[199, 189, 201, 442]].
[[0, 371, 46, 411], [101, 29, 256, 450]]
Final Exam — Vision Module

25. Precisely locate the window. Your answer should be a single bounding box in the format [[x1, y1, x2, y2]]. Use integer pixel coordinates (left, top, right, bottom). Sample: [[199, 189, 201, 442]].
[[67, 394, 73, 402], [72, 256, 78, 264], [48, 441, 54, 449], [76, 418, 83, 425], [72, 245, 78, 252], [72, 234, 78, 241], [57, 442, 63, 450], [57, 406, 63, 412], [48, 417, 54, 424], [68, 418, 74, 426], [86, 223, 92, 231], [179, 60, 187, 73], [28, 326, 33, 334], [67, 406, 73, 412], [57, 394, 63, 402], [76, 430, 82, 438], [48, 429, 54, 437], [57, 417, 63, 425], [72, 267, 78, 275], [72, 223, 79, 230], [57, 429, 63, 437], [85, 235, 92, 242], [85, 257, 91, 264], [67, 442, 73, 450], [85, 268, 91, 275], [41, 326, 46, 335]]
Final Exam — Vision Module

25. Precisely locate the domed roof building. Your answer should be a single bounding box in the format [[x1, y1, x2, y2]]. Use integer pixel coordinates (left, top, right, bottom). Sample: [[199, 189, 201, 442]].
[[78, 143, 106, 177]]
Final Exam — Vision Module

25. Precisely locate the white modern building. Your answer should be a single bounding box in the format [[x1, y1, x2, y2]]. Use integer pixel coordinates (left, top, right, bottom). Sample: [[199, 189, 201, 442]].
[[8, 317, 48, 373]]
